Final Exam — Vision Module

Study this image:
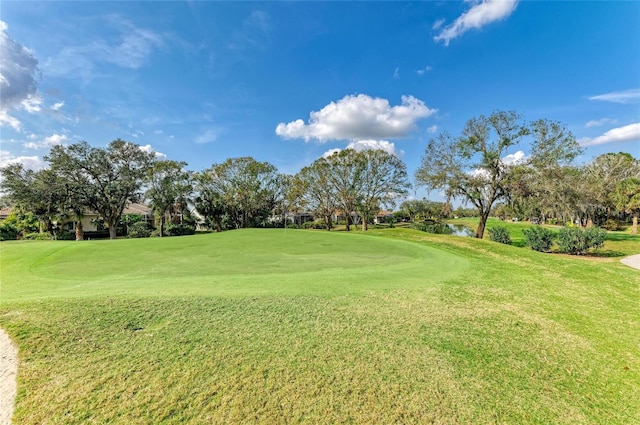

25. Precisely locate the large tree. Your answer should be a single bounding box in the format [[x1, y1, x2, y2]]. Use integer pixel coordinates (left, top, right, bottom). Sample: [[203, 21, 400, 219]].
[[416, 111, 529, 238], [513, 119, 583, 224], [325, 150, 363, 231], [582, 153, 640, 224], [146, 160, 193, 237], [46, 140, 155, 239], [614, 177, 640, 235], [194, 157, 285, 230], [290, 158, 337, 230], [355, 149, 410, 230], [0, 165, 67, 236]]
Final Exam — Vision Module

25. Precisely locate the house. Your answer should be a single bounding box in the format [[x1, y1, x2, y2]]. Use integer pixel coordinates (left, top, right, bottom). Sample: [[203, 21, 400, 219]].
[[374, 210, 394, 224], [0, 207, 11, 221], [68, 202, 153, 232]]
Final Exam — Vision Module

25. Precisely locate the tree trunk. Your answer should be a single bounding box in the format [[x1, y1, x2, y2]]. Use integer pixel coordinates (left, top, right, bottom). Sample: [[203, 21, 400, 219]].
[[475, 210, 490, 239], [159, 216, 165, 237], [633, 211, 638, 235], [75, 220, 84, 241], [345, 214, 351, 231], [362, 215, 368, 231], [46, 218, 55, 237], [108, 223, 117, 239], [214, 216, 223, 232]]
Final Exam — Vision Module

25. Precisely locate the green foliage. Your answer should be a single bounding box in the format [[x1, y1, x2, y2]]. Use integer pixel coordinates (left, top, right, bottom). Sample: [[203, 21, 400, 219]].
[[56, 231, 76, 240], [128, 221, 152, 238], [557, 226, 607, 255], [488, 226, 512, 245], [165, 223, 196, 236], [523, 226, 555, 252], [302, 219, 328, 230], [46, 140, 155, 239], [602, 219, 623, 231], [0, 222, 19, 240], [413, 222, 453, 234], [23, 232, 53, 240]]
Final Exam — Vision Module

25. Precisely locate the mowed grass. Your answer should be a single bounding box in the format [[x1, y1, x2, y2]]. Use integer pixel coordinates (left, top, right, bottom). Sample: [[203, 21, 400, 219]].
[[0, 228, 639, 424]]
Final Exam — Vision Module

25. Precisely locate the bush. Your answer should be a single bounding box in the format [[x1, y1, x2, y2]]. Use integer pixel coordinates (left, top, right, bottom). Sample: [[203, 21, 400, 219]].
[[302, 220, 329, 230], [128, 221, 152, 238], [23, 232, 53, 240], [413, 222, 453, 235], [0, 222, 19, 241], [488, 226, 512, 245], [557, 226, 607, 255], [523, 226, 555, 252], [56, 231, 76, 240], [602, 219, 623, 231], [165, 223, 196, 236]]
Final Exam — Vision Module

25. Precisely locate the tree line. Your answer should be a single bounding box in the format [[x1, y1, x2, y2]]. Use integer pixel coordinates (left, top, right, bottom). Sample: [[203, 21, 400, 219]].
[[0, 140, 410, 240], [1, 110, 639, 241]]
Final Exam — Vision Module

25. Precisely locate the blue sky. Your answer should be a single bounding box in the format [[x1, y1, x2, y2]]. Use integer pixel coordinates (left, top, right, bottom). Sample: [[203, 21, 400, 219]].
[[1, 1, 639, 199]]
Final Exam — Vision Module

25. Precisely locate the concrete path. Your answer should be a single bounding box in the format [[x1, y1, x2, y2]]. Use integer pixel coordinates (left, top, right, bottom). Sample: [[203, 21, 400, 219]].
[[0, 329, 18, 425], [621, 254, 640, 271]]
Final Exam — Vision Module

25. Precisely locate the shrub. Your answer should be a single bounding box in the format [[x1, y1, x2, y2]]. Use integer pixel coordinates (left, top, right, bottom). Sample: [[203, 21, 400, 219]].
[[23, 232, 53, 240], [56, 231, 76, 240], [488, 226, 512, 245], [165, 223, 196, 236], [0, 222, 19, 241], [128, 221, 152, 238], [413, 222, 453, 235], [557, 226, 607, 255], [302, 220, 329, 230], [523, 226, 554, 252], [602, 219, 623, 231]]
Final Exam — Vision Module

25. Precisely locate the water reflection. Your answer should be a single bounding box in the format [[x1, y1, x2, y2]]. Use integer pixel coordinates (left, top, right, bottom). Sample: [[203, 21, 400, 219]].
[[447, 224, 474, 237]]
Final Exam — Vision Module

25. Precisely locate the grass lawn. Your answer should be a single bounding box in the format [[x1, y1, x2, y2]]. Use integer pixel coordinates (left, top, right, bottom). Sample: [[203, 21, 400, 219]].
[[1, 228, 639, 424]]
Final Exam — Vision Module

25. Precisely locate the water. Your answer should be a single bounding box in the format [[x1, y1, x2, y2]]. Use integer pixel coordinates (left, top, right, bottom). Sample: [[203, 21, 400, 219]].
[[447, 224, 474, 237]]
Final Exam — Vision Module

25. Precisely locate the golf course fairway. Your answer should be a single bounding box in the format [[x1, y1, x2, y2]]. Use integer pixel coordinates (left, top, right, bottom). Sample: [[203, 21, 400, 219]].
[[0, 228, 638, 424]]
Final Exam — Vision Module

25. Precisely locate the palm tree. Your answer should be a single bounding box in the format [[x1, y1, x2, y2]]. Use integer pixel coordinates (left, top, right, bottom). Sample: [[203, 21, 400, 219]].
[[614, 178, 640, 235]]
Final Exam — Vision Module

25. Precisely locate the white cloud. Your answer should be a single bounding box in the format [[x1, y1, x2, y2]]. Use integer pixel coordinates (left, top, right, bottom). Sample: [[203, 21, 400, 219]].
[[322, 148, 342, 159], [44, 16, 164, 80], [322, 140, 403, 159], [0, 110, 21, 131], [20, 95, 42, 113], [502, 150, 526, 165], [51, 102, 65, 111], [427, 125, 438, 134], [276, 94, 436, 142], [432, 18, 446, 30], [588, 88, 640, 104], [585, 118, 617, 128], [393, 67, 400, 79], [416, 66, 433, 76], [578, 123, 640, 147], [434, 0, 519, 46], [194, 128, 222, 144], [0, 20, 40, 130], [23, 133, 68, 150], [0, 150, 45, 171], [139, 144, 167, 160], [227, 10, 271, 51]]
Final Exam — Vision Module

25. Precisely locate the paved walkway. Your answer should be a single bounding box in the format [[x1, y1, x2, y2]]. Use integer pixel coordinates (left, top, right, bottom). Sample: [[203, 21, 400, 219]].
[[0, 329, 18, 425], [621, 254, 640, 271]]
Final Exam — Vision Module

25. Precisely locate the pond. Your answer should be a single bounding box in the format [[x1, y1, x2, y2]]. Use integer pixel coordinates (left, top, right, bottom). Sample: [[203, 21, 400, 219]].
[[447, 224, 474, 237]]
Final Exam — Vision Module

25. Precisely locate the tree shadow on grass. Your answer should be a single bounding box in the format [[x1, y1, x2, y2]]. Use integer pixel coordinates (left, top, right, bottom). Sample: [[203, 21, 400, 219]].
[[586, 250, 628, 258]]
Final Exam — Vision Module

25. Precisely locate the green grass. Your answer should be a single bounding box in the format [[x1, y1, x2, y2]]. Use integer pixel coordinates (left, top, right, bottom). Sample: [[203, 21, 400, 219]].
[[448, 217, 640, 255], [1, 228, 639, 424]]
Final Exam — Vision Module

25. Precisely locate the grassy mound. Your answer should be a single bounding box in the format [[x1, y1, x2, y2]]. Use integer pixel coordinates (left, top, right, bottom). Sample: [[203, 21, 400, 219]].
[[1, 228, 638, 424]]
